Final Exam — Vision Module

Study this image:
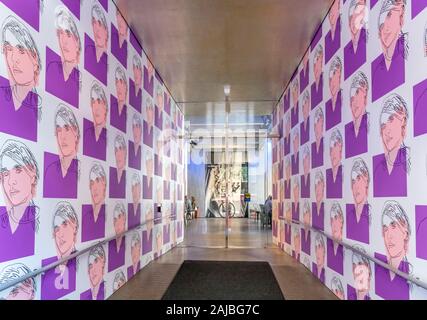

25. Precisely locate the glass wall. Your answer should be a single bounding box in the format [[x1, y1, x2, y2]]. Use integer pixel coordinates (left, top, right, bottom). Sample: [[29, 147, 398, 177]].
[[184, 116, 272, 248]]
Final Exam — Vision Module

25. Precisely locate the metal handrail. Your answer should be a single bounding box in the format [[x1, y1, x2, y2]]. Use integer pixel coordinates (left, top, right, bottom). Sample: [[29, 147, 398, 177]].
[[0, 213, 178, 293], [286, 218, 427, 291], [4, 214, 426, 294]]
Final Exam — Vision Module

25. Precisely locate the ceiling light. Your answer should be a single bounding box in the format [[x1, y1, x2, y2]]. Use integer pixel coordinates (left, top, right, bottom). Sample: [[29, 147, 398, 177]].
[[224, 85, 231, 96]]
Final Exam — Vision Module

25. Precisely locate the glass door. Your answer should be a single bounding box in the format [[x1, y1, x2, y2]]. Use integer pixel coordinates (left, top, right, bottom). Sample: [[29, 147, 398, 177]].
[[183, 103, 272, 249], [226, 130, 272, 248]]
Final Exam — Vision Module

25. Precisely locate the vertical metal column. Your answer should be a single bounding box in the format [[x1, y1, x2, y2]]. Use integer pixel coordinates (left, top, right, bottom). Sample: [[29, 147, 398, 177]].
[[265, 135, 269, 248], [225, 96, 230, 248]]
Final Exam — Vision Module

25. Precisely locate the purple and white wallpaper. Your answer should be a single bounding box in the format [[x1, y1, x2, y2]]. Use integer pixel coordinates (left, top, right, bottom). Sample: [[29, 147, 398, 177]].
[[272, 0, 427, 300], [0, 0, 185, 300]]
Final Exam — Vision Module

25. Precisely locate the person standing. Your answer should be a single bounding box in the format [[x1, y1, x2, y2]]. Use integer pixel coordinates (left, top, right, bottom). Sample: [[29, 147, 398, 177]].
[[191, 196, 197, 219], [264, 196, 273, 227], [184, 195, 192, 221]]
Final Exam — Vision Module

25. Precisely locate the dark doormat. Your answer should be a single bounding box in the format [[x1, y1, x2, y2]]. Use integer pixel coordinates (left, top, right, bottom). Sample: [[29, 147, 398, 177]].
[[162, 260, 285, 300]]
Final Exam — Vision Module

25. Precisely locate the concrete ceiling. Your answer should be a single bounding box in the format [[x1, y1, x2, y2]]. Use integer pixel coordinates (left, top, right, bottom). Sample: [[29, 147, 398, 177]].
[[115, 0, 333, 117]]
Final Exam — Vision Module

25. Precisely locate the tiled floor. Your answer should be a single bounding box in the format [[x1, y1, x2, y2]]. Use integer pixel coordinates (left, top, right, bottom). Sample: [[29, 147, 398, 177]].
[[109, 218, 337, 300]]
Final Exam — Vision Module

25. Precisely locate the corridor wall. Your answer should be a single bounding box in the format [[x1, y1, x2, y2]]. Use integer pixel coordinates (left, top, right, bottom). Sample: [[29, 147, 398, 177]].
[[272, 0, 427, 300], [0, 0, 185, 300]]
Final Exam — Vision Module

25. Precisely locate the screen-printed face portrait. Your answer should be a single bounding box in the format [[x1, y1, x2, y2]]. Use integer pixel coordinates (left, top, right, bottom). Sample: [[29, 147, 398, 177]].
[[303, 148, 310, 177], [314, 109, 324, 142], [381, 201, 410, 262], [315, 235, 325, 269], [329, 130, 343, 170], [2, 16, 41, 106], [352, 248, 371, 297], [351, 159, 369, 206], [378, 0, 405, 54], [294, 229, 301, 255], [315, 171, 324, 205], [328, 0, 340, 34], [55, 105, 80, 161], [293, 130, 299, 154], [88, 246, 105, 288], [89, 163, 107, 207], [131, 174, 141, 205], [53, 202, 79, 259], [116, 10, 128, 46], [292, 78, 299, 106], [133, 55, 142, 90], [156, 230, 162, 255], [156, 86, 163, 111], [302, 91, 310, 121], [349, 0, 367, 47], [113, 203, 126, 236], [0, 140, 39, 209], [114, 135, 127, 171], [350, 72, 368, 123], [113, 271, 126, 291], [115, 66, 127, 106], [145, 205, 154, 231], [313, 46, 323, 85], [293, 179, 300, 205], [146, 98, 154, 127], [0, 264, 36, 300], [330, 203, 343, 242], [133, 115, 142, 146], [380, 94, 407, 155], [303, 202, 311, 226], [91, 82, 108, 129], [329, 57, 342, 100], [91, 4, 108, 52], [131, 232, 141, 266], [55, 6, 81, 67]]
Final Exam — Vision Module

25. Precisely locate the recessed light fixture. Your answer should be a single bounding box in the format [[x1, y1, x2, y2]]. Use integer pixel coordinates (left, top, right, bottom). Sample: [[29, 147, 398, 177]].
[[224, 85, 231, 96]]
